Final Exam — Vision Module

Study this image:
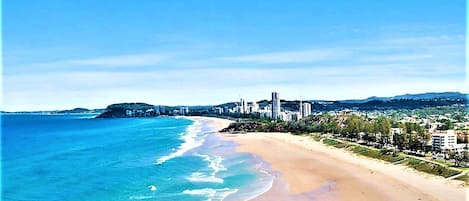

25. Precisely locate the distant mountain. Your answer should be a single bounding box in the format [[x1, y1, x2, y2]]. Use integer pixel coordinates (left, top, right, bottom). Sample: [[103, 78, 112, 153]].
[[392, 92, 466, 100], [55, 107, 103, 114], [339, 92, 467, 104], [96, 103, 158, 118], [307, 92, 467, 111], [1, 107, 104, 114]]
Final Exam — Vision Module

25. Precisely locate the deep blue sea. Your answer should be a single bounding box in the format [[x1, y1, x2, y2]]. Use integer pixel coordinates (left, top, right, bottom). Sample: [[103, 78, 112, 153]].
[[2, 114, 273, 201]]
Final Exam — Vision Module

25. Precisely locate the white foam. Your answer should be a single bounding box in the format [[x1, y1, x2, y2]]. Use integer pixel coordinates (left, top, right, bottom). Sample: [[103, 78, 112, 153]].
[[149, 185, 157, 191], [199, 154, 227, 175], [156, 121, 203, 165], [183, 188, 217, 196], [129, 195, 154, 200], [188, 172, 224, 183], [240, 169, 275, 201], [183, 187, 238, 201], [188, 154, 226, 183]]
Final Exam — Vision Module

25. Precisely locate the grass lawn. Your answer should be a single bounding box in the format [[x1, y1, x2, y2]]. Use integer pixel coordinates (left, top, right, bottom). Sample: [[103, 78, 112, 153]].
[[321, 138, 463, 179], [322, 138, 350, 148], [402, 159, 461, 178], [349, 146, 406, 163], [435, 160, 454, 167], [322, 139, 405, 163], [310, 133, 322, 141]]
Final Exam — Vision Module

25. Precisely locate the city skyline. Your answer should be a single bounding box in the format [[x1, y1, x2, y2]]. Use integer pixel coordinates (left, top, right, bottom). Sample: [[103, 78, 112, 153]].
[[3, 0, 467, 111]]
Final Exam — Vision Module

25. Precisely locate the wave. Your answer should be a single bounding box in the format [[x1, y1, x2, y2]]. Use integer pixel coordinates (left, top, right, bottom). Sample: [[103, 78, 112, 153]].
[[199, 154, 227, 175], [128, 195, 154, 200], [183, 187, 238, 201], [187, 172, 224, 183], [156, 121, 203, 165], [188, 154, 227, 183], [241, 163, 275, 201]]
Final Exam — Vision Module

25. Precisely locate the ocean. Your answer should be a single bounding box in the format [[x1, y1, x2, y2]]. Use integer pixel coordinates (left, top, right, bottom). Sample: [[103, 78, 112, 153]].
[[2, 114, 273, 201]]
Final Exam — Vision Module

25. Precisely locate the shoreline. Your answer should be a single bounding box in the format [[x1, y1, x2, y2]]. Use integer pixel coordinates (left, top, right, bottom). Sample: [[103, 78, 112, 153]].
[[183, 116, 275, 201], [185, 116, 467, 200]]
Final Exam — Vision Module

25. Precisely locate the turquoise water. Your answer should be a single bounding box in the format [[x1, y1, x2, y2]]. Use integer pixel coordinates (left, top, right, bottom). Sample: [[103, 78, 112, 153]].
[[2, 114, 273, 201]]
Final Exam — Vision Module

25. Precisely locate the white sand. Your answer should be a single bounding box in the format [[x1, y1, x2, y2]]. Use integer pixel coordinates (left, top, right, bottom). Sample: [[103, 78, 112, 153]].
[[226, 132, 468, 201]]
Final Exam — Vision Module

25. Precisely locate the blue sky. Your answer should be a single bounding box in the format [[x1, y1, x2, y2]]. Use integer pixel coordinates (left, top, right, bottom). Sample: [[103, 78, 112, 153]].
[[2, 0, 467, 111]]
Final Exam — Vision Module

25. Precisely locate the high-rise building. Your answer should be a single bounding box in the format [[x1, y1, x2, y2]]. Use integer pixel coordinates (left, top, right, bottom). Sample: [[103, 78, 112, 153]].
[[179, 106, 189, 116], [271, 91, 280, 120], [299, 100, 303, 119], [240, 98, 248, 114], [301, 102, 312, 118]]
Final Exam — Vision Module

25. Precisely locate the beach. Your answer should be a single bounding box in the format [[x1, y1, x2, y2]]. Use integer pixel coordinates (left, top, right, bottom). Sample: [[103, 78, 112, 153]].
[[190, 116, 467, 201]]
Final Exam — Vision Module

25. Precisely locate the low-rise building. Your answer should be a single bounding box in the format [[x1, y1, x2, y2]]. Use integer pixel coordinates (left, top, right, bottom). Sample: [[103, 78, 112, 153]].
[[431, 130, 457, 152], [214, 107, 223, 114]]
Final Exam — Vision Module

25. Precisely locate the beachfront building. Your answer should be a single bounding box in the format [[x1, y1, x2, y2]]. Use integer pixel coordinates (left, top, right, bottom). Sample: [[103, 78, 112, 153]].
[[278, 111, 301, 122], [240, 98, 248, 114], [301, 102, 312, 118], [431, 130, 457, 152], [299, 100, 303, 119], [272, 91, 280, 120], [279, 111, 291, 122], [259, 105, 272, 119], [125, 110, 133, 116], [248, 102, 259, 113], [214, 107, 223, 114], [179, 106, 189, 116]]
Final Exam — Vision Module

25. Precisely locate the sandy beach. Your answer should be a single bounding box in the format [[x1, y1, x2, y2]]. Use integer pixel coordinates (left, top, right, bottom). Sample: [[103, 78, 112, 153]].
[[188, 116, 467, 201]]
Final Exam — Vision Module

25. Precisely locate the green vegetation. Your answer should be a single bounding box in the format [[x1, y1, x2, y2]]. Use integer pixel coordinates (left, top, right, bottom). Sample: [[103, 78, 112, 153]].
[[221, 106, 469, 173], [321, 138, 462, 178], [322, 139, 405, 163], [224, 113, 430, 152], [349, 146, 405, 163], [322, 138, 349, 148], [96, 103, 158, 118], [392, 105, 468, 120], [402, 159, 461, 178], [437, 118, 454, 130], [310, 133, 322, 141]]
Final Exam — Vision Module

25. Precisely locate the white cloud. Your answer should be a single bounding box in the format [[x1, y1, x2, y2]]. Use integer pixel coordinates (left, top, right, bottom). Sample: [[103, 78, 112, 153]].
[[217, 49, 349, 64], [13, 53, 172, 71], [4, 61, 467, 111], [359, 54, 433, 63], [3, 34, 466, 111], [67, 53, 168, 67]]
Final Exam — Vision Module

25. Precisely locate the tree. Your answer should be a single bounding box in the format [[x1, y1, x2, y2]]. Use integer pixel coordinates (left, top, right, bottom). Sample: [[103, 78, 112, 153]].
[[408, 131, 420, 151], [372, 117, 391, 145], [344, 115, 361, 140], [438, 119, 454, 130]]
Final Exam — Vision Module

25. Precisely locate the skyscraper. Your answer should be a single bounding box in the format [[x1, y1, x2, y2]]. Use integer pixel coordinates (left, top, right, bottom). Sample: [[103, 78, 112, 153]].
[[301, 102, 312, 118], [272, 91, 280, 120], [240, 98, 248, 114], [299, 100, 303, 119]]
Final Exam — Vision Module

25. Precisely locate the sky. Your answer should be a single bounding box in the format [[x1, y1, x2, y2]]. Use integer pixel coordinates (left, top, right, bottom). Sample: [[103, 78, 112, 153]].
[[2, 0, 467, 111]]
